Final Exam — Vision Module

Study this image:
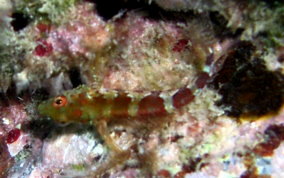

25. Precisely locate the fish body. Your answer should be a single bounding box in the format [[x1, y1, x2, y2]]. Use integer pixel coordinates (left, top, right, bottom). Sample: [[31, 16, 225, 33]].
[[38, 85, 196, 123]]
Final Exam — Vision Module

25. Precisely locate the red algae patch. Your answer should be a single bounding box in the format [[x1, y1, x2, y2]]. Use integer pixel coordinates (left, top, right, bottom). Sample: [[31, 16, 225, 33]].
[[253, 124, 284, 157], [34, 40, 53, 57], [36, 23, 51, 34], [6, 128, 21, 144], [172, 39, 189, 52], [157, 169, 171, 177]]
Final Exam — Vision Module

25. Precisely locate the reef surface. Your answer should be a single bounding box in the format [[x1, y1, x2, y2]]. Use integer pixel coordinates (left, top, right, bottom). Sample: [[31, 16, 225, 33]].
[[0, 0, 283, 177]]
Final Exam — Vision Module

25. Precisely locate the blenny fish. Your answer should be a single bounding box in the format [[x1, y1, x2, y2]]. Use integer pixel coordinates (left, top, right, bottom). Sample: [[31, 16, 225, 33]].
[[38, 71, 210, 176], [38, 85, 198, 123]]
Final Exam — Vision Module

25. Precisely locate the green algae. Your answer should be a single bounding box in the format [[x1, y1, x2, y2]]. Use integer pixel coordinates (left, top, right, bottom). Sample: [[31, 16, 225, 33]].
[[11, 0, 78, 26]]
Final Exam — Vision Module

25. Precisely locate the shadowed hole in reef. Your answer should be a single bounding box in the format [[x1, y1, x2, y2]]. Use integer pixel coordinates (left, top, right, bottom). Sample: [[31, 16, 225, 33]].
[[90, 0, 194, 22], [90, 0, 147, 20], [68, 67, 84, 88], [23, 118, 98, 140], [11, 12, 30, 31], [209, 41, 284, 120], [261, 0, 284, 8], [209, 11, 244, 39], [31, 88, 50, 101], [22, 119, 57, 140]]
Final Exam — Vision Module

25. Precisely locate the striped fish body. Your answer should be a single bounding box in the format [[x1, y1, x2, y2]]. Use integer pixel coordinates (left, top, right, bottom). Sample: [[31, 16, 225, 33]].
[[38, 86, 195, 124]]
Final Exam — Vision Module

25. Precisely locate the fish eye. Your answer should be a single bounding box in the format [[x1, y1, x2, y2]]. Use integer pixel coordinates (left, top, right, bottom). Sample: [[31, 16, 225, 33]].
[[53, 96, 67, 108]]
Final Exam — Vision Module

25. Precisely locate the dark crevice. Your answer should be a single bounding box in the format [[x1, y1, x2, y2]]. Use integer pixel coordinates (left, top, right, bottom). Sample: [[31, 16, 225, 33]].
[[22, 119, 57, 140], [260, 0, 284, 8], [209, 41, 284, 119], [278, 54, 284, 63], [30, 88, 50, 101], [90, 0, 195, 22], [0, 82, 18, 106], [11, 12, 30, 31], [209, 11, 244, 39], [22, 119, 99, 140], [93, 0, 126, 20], [91, 0, 147, 20], [68, 67, 83, 88]]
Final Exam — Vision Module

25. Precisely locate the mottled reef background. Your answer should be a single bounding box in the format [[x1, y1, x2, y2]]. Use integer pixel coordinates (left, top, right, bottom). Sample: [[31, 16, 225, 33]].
[[0, 0, 283, 177]]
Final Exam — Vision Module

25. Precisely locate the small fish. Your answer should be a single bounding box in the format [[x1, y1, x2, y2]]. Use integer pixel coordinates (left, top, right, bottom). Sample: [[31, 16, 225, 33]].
[[38, 85, 196, 124], [37, 73, 209, 176]]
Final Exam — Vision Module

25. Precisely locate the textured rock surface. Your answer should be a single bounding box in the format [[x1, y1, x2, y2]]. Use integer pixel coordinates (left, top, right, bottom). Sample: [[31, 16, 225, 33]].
[[0, 0, 283, 177]]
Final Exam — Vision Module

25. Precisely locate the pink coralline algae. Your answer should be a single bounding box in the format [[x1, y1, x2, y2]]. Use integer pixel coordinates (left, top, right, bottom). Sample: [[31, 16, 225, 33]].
[[0, 101, 28, 130], [48, 4, 110, 57]]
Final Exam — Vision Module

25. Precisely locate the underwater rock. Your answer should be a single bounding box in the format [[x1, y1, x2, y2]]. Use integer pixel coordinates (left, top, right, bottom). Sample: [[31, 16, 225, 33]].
[[0, 0, 283, 177]]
